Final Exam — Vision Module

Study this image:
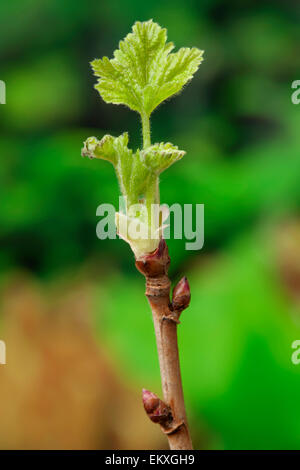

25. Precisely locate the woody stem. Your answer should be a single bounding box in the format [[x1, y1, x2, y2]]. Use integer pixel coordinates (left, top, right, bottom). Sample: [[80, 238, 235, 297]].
[[136, 240, 193, 450]]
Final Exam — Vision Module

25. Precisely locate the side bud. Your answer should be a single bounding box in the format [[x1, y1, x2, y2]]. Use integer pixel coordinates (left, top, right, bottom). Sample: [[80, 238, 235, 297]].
[[142, 389, 172, 425], [172, 276, 191, 312]]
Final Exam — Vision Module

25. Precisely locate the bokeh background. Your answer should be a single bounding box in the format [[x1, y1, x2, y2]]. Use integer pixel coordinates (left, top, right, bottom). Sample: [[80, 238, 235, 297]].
[[1, 0, 300, 450]]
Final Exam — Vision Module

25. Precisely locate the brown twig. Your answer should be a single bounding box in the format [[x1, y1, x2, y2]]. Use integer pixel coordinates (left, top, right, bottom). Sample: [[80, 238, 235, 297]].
[[136, 239, 193, 450]]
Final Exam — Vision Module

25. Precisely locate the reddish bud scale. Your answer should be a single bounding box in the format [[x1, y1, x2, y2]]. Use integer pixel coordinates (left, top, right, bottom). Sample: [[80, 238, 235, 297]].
[[135, 239, 170, 278]]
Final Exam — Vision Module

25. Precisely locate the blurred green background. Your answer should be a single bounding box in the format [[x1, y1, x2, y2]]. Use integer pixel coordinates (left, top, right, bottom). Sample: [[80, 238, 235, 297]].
[[1, 0, 300, 450]]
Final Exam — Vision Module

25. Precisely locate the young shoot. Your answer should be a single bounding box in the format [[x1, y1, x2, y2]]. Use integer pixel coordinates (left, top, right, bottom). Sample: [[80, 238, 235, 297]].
[[82, 19, 203, 258]]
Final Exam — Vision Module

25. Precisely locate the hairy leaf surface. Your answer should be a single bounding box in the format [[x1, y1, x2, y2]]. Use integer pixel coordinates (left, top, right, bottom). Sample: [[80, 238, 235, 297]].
[[91, 20, 204, 116]]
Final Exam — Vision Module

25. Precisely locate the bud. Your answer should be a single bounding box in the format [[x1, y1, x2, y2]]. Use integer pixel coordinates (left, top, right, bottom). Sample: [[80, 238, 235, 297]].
[[142, 389, 171, 424], [172, 276, 191, 311]]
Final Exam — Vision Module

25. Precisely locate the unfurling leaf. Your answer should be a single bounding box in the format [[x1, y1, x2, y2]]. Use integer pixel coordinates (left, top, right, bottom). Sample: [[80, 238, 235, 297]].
[[141, 142, 185, 174], [91, 19, 204, 117], [82, 134, 151, 206], [81, 133, 129, 165]]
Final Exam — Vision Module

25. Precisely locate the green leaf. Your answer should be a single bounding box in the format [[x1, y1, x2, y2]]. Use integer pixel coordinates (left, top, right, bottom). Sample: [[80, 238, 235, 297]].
[[91, 19, 204, 116], [141, 142, 185, 174]]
